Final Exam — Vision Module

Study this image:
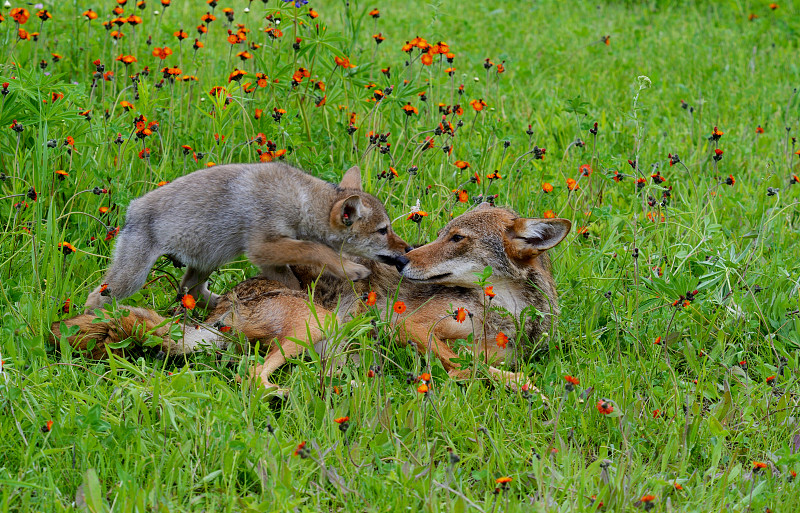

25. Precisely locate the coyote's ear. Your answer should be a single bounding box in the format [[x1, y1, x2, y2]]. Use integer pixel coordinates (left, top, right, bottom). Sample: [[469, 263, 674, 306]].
[[507, 218, 571, 260], [331, 195, 363, 227], [339, 166, 362, 190]]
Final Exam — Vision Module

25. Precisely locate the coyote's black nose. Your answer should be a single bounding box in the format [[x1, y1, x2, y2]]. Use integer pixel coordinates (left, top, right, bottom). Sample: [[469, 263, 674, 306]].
[[394, 254, 409, 271]]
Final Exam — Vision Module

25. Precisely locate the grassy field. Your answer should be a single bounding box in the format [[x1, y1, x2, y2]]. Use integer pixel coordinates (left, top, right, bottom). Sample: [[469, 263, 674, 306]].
[[2, 0, 800, 511]]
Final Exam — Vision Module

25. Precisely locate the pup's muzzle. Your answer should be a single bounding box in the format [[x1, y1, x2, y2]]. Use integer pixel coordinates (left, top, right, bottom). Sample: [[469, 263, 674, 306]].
[[379, 254, 410, 271]]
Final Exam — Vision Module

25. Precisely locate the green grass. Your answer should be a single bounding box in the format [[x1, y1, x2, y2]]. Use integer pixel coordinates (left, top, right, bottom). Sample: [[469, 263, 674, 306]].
[[2, 0, 800, 511]]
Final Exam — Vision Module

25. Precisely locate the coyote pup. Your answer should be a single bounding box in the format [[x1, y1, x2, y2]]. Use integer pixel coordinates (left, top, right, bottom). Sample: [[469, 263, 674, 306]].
[[84, 162, 410, 311]]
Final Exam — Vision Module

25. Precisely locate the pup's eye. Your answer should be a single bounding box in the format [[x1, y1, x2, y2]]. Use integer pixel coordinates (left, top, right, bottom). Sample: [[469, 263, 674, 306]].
[[450, 234, 464, 243], [377, 227, 388, 235]]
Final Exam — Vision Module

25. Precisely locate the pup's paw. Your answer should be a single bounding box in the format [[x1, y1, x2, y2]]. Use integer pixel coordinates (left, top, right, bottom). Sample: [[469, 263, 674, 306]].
[[83, 290, 110, 313], [343, 262, 371, 281], [259, 379, 290, 399]]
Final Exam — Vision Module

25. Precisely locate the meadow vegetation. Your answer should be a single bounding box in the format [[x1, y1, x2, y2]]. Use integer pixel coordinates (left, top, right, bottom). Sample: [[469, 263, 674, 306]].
[[1, 0, 799, 511]]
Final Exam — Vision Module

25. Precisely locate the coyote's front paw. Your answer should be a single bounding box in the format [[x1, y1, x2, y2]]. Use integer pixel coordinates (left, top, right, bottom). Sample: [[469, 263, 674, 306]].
[[342, 261, 371, 281]]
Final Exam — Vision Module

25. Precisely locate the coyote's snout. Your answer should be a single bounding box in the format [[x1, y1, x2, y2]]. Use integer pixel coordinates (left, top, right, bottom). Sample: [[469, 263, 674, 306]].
[[401, 203, 571, 290]]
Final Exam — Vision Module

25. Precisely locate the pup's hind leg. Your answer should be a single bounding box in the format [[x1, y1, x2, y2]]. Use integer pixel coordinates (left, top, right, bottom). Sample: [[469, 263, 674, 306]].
[[179, 267, 219, 309], [85, 230, 162, 312]]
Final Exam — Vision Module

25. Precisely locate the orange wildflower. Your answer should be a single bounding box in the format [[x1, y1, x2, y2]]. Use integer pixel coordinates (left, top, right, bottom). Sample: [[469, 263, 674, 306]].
[[567, 178, 579, 191], [484, 286, 495, 298], [496, 332, 509, 349], [542, 182, 553, 193], [402, 102, 418, 115], [495, 476, 512, 484], [365, 291, 377, 306], [453, 160, 470, 169], [333, 416, 349, 424], [393, 301, 406, 314], [152, 47, 173, 59], [469, 99, 486, 112], [543, 210, 556, 219], [597, 399, 614, 414], [10, 8, 30, 24], [454, 307, 467, 323], [59, 242, 76, 255], [334, 56, 356, 68]]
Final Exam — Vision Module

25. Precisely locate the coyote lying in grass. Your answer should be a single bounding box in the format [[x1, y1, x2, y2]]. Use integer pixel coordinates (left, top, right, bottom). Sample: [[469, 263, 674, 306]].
[[54, 204, 570, 392]]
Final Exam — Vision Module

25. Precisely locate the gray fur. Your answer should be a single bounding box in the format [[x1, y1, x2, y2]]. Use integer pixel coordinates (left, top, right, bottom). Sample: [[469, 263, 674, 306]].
[[85, 162, 407, 311]]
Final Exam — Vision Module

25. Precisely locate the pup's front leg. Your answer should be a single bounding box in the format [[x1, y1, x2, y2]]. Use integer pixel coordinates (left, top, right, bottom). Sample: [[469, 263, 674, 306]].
[[247, 237, 371, 282]]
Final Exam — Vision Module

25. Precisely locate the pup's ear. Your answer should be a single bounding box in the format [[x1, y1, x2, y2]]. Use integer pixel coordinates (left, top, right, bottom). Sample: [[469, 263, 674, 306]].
[[507, 218, 571, 260], [339, 166, 362, 190], [331, 195, 363, 227]]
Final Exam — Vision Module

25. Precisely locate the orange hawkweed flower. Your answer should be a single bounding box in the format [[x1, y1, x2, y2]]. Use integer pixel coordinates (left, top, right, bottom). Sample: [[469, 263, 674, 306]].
[[334, 56, 356, 68], [55, 170, 69, 180], [59, 242, 76, 255], [565, 375, 580, 386], [369, 8, 380, 17], [393, 301, 406, 314], [756, 125, 764, 134], [334, 416, 349, 424], [543, 210, 556, 219], [453, 160, 470, 169], [566, 178, 579, 191], [402, 102, 418, 115], [417, 383, 429, 394], [365, 291, 377, 306], [456, 190, 468, 203], [496, 476, 512, 484], [421, 51, 434, 66], [41, 420, 54, 432], [454, 307, 467, 323], [639, 495, 656, 503], [597, 399, 614, 414], [753, 461, 768, 470], [469, 98, 486, 112], [579, 164, 592, 176], [83, 9, 98, 20], [174, 29, 188, 40], [496, 332, 509, 349], [228, 69, 247, 82], [10, 8, 30, 24], [308, 8, 319, 18], [484, 286, 495, 298], [152, 46, 173, 59], [542, 182, 553, 193], [181, 294, 196, 310]]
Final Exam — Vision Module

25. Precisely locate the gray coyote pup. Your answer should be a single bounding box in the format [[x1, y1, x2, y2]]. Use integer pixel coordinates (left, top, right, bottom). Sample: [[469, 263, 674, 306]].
[[84, 162, 410, 310]]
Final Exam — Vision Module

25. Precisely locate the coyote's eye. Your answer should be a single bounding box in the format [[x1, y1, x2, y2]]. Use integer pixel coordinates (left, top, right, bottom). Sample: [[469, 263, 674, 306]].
[[377, 227, 388, 235], [449, 234, 464, 243]]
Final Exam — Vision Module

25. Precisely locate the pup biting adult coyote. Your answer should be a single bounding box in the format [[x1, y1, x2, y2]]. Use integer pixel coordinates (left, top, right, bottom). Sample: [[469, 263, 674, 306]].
[[57, 205, 570, 391], [84, 162, 410, 311]]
